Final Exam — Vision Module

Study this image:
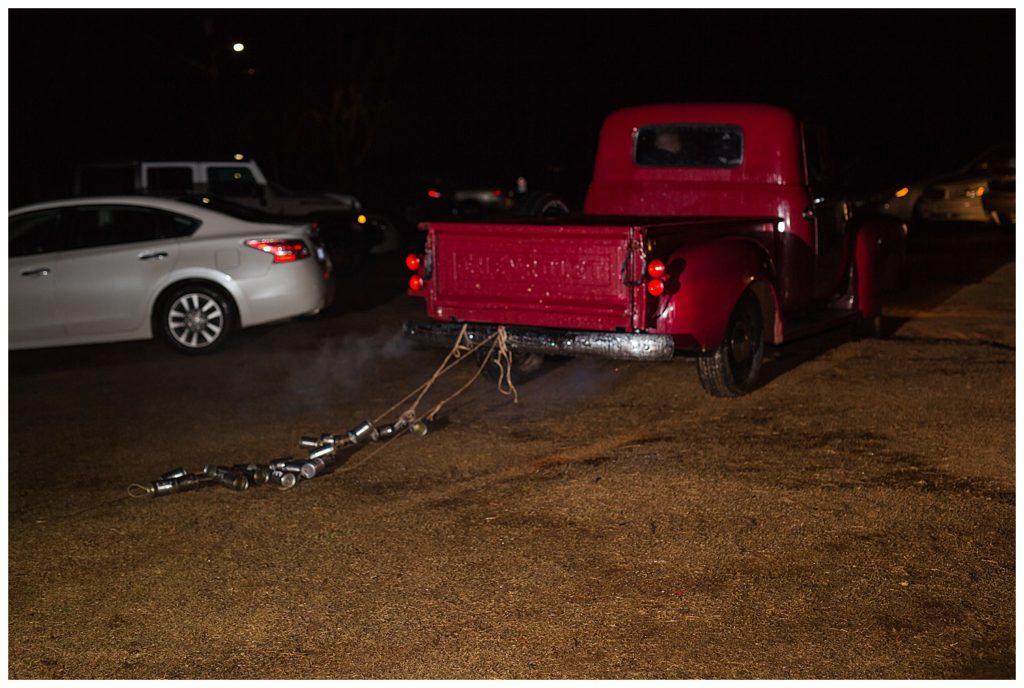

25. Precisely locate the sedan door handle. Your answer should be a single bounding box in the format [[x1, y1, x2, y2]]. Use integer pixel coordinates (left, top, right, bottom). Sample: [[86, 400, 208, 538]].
[[21, 268, 51, 277], [139, 251, 168, 261]]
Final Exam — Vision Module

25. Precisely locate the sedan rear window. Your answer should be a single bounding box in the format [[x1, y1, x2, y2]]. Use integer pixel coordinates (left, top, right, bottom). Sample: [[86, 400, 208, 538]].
[[65, 205, 201, 249], [635, 124, 743, 168]]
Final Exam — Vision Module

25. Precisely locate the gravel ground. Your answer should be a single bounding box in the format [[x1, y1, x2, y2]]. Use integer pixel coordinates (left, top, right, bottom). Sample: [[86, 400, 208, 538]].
[[7, 226, 1015, 678]]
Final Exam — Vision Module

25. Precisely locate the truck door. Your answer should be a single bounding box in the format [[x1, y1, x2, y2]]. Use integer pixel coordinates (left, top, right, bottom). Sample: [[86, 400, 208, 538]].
[[802, 124, 852, 303], [809, 197, 851, 302]]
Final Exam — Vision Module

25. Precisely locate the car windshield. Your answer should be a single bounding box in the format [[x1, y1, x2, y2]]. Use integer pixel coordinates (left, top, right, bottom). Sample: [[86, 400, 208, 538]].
[[176, 195, 278, 223], [965, 146, 1015, 175]]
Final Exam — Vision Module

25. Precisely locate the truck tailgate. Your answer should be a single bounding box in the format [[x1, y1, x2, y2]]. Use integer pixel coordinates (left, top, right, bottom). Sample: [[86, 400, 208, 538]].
[[426, 222, 640, 331]]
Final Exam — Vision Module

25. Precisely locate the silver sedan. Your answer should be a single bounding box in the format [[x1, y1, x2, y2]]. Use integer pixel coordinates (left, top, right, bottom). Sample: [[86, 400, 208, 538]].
[[9, 195, 335, 354]]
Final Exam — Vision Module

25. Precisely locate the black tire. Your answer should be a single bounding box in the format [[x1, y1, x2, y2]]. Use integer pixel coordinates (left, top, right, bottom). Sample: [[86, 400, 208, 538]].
[[156, 284, 234, 355], [697, 292, 765, 397], [511, 191, 570, 218], [477, 349, 545, 384]]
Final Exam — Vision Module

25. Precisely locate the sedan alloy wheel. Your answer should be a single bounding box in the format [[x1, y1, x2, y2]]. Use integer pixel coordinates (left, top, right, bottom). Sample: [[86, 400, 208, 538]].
[[159, 285, 234, 354]]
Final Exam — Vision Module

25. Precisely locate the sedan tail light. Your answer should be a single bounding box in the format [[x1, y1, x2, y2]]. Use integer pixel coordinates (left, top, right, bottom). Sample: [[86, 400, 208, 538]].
[[244, 239, 311, 263]]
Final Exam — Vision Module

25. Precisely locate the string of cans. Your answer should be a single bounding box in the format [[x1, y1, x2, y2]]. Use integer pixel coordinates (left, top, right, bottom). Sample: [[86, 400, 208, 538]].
[[130, 415, 428, 498]]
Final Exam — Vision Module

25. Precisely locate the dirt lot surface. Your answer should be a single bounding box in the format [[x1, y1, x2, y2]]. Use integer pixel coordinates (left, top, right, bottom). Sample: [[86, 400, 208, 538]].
[[8, 226, 1015, 679]]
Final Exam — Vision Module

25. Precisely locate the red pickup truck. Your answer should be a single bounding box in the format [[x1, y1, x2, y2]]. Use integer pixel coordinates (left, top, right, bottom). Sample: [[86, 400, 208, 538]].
[[403, 104, 906, 396]]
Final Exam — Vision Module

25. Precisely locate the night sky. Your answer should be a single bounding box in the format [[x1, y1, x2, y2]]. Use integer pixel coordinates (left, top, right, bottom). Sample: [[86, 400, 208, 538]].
[[9, 9, 1017, 211]]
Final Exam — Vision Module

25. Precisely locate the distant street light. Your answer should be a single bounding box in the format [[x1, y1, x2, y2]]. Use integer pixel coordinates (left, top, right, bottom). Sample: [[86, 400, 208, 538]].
[[232, 42, 245, 53]]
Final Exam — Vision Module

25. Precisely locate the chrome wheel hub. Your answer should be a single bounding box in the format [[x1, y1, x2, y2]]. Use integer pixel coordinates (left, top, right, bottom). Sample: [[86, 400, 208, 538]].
[[168, 293, 224, 349]]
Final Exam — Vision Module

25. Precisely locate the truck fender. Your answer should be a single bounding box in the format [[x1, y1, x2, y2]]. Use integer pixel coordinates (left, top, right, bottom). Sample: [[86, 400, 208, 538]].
[[657, 238, 780, 351], [851, 215, 908, 318]]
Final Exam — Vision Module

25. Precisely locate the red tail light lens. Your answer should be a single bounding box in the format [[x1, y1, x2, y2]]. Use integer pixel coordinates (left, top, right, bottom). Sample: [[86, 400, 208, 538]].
[[406, 254, 422, 271], [409, 275, 425, 291], [647, 278, 665, 297], [647, 259, 666, 278], [244, 239, 310, 263]]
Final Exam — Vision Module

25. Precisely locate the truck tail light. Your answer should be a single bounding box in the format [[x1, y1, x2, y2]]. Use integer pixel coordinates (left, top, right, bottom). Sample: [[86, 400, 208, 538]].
[[647, 259, 666, 278], [409, 274, 425, 291], [406, 253, 422, 271], [244, 239, 310, 263], [647, 278, 665, 297]]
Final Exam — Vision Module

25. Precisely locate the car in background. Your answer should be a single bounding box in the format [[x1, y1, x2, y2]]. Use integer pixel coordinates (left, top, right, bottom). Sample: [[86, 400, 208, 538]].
[[983, 173, 1015, 227], [9, 195, 334, 354], [75, 159, 358, 218], [865, 145, 1015, 226], [401, 173, 572, 226], [76, 160, 401, 264], [860, 180, 927, 224], [402, 175, 518, 224]]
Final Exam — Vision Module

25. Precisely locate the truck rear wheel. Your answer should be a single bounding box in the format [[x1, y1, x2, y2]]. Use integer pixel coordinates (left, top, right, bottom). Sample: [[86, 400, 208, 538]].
[[697, 293, 765, 397]]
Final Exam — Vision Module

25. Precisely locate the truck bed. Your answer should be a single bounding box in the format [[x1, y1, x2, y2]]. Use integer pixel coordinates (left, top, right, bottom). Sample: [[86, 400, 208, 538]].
[[421, 215, 780, 333]]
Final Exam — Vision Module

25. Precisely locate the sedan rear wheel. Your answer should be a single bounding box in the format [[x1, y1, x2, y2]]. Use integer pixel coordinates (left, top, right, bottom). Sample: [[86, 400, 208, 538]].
[[158, 284, 234, 354]]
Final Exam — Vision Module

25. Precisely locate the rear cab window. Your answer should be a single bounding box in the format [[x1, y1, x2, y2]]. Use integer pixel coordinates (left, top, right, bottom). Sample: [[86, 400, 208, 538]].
[[635, 124, 743, 168]]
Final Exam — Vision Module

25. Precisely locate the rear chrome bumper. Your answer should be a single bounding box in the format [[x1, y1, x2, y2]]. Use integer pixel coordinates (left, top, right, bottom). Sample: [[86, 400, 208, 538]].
[[403, 320, 675, 362]]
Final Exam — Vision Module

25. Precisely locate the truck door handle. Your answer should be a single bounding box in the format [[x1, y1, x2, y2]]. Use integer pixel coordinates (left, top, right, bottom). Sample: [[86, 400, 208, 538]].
[[139, 251, 168, 261], [21, 268, 51, 277]]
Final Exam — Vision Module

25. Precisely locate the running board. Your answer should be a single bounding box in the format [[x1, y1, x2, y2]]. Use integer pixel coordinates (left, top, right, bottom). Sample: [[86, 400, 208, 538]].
[[782, 308, 860, 342]]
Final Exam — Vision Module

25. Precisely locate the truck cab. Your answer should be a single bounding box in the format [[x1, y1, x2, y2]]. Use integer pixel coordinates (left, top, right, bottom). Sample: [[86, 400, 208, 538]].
[[586, 104, 872, 314]]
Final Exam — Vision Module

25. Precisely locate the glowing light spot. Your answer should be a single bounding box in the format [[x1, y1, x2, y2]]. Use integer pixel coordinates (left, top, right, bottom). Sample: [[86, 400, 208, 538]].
[[232, 43, 245, 53], [233, 153, 244, 161], [895, 187, 910, 198], [357, 214, 367, 225]]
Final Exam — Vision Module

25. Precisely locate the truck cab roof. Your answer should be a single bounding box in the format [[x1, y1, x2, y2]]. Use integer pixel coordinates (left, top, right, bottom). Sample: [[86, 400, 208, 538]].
[[585, 103, 806, 217], [590, 103, 803, 186]]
